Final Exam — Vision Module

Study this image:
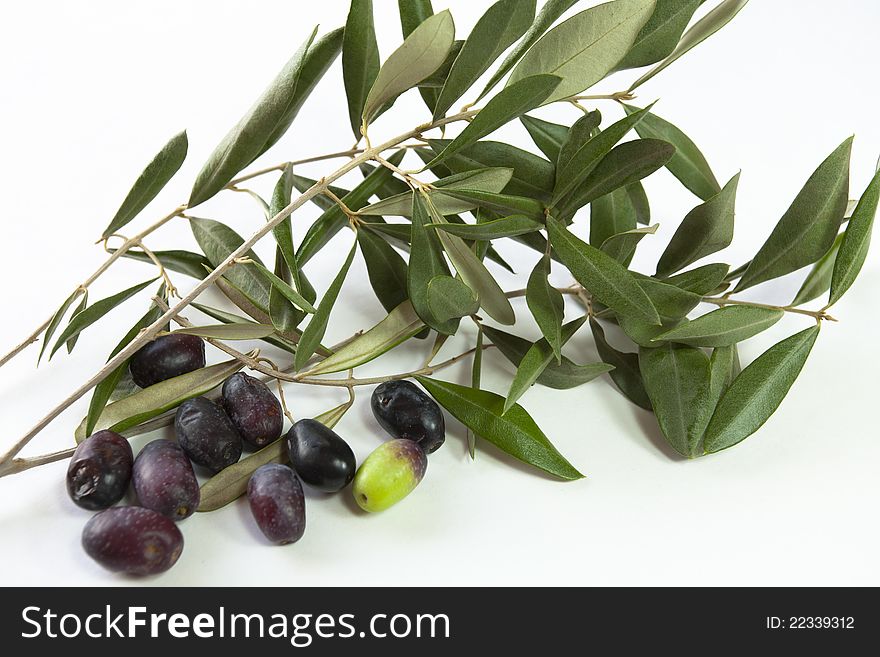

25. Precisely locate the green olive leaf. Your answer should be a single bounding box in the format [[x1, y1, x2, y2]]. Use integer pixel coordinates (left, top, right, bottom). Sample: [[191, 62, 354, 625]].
[[38, 290, 87, 364], [189, 27, 342, 206], [191, 303, 298, 355], [627, 181, 651, 225], [433, 0, 535, 119], [50, 278, 157, 359], [428, 214, 541, 240], [213, 276, 271, 324], [397, 0, 443, 113], [624, 103, 721, 200], [64, 291, 89, 354], [617, 275, 702, 346], [639, 342, 711, 458], [101, 130, 188, 239], [547, 216, 660, 324], [416, 376, 584, 480], [305, 300, 425, 376], [113, 248, 211, 280], [829, 167, 880, 305], [790, 233, 842, 307], [589, 318, 652, 410], [75, 356, 248, 442], [600, 223, 659, 266], [270, 167, 313, 308], [615, 0, 704, 71], [357, 228, 409, 313], [427, 275, 480, 322], [409, 194, 458, 334], [591, 187, 638, 251], [704, 325, 820, 453], [198, 400, 348, 512], [343, 0, 380, 138], [425, 74, 561, 169], [418, 40, 464, 89], [526, 253, 564, 362], [735, 137, 852, 292], [294, 239, 357, 371], [557, 109, 602, 174], [653, 305, 783, 347], [362, 10, 455, 126], [520, 114, 569, 162], [168, 323, 276, 340], [508, 0, 656, 104], [629, 0, 750, 92], [244, 260, 317, 314], [469, 325, 484, 458], [663, 262, 730, 295], [656, 172, 739, 276]]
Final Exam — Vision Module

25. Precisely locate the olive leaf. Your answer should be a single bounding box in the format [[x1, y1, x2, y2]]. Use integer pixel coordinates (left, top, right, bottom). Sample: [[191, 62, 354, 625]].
[[526, 253, 564, 362], [305, 300, 425, 376], [704, 325, 820, 452], [424, 194, 515, 325], [294, 239, 357, 371], [168, 323, 277, 340], [189, 27, 342, 206], [614, 0, 704, 71], [114, 248, 211, 280], [639, 342, 711, 458], [198, 400, 348, 512], [520, 114, 569, 162], [244, 260, 317, 314], [547, 216, 660, 324], [557, 110, 602, 175], [508, 0, 656, 104], [624, 103, 721, 200], [735, 137, 852, 292], [64, 292, 89, 354], [362, 10, 455, 126], [418, 41, 464, 89], [359, 166, 513, 217], [600, 223, 659, 266], [656, 172, 740, 276], [617, 275, 702, 346], [191, 303, 298, 355], [75, 356, 248, 442], [416, 376, 584, 480], [270, 167, 313, 306], [409, 194, 458, 335], [38, 291, 87, 364], [469, 325, 484, 458], [590, 187, 638, 250], [297, 148, 406, 265], [428, 214, 541, 240], [427, 275, 480, 322], [628, 181, 651, 225], [49, 278, 157, 359], [664, 262, 730, 295], [357, 228, 409, 313], [477, 0, 579, 102], [653, 305, 783, 347], [790, 233, 842, 307], [589, 318, 652, 410], [397, 0, 443, 112], [629, 0, 750, 92], [343, 0, 380, 138], [101, 130, 188, 239], [433, 0, 535, 120], [440, 189, 546, 220], [829, 167, 880, 305], [424, 74, 561, 168], [213, 276, 271, 324]]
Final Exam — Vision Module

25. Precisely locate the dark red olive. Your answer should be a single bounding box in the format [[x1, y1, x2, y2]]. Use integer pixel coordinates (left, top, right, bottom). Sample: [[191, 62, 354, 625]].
[[247, 464, 306, 545], [132, 440, 199, 520], [128, 334, 205, 388], [221, 373, 283, 448], [175, 397, 242, 473], [371, 381, 446, 453], [66, 430, 133, 510], [286, 419, 356, 492], [82, 506, 183, 576]]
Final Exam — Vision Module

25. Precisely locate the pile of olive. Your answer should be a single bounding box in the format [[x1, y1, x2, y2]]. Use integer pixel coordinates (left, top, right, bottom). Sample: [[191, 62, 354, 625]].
[[68, 334, 447, 576]]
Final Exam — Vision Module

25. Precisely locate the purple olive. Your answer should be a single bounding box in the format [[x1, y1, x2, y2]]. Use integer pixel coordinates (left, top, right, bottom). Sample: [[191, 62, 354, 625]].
[[66, 430, 133, 510], [371, 381, 446, 453], [247, 464, 306, 545], [132, 440, 199, 520], [221, 373, 284, 448], [82, 506, 183, 576], [175, 397, 242, 473], [128, 334, 205, 388]]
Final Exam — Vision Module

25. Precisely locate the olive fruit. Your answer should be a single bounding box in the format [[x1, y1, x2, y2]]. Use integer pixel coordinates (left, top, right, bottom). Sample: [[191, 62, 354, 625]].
[[247, 464, 306, 545], [286, 419, 356, 493], [352, 439, 427, 512], [175, 397, 242, 473], [82, 506, 183, 576], [129, 334, 205, 388], [370, 380, 445, 453], [66, 430, 133, 510], [132, 440, 199, 520], [221, 373, 283, 448]]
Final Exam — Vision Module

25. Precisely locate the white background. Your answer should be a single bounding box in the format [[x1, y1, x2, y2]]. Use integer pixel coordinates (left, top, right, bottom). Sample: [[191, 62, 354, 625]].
[[1, 1, 878, 586]]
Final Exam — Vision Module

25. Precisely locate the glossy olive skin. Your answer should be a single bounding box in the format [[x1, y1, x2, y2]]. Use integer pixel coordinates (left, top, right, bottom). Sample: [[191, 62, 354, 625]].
[[286, 419, 356, 493], [371, 381, 446, 453], [132, 440, 199, 520], [353, 439, 427, 512], [66, 430, 133, 510], [175, 397, 243, 473], [221, 373, 283, 448], [82, 506, 183, 576], [129, 334, 205, 388], [247, 464, 306, 545]]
